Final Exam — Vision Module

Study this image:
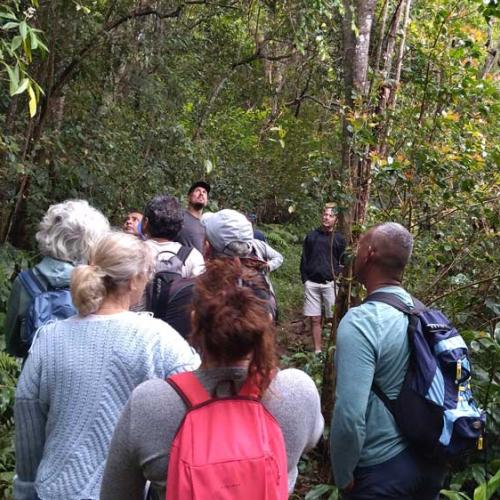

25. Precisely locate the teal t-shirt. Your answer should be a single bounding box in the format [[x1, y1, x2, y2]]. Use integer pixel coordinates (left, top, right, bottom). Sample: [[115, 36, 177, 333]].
[[330, 286, 413, 488]]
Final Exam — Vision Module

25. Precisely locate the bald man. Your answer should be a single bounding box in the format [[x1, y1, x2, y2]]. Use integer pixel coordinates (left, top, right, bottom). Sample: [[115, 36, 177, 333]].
[[330, 223, 445, 499]]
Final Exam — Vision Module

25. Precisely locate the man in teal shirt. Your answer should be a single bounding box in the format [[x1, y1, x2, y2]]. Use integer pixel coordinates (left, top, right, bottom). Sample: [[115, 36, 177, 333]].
[[330, 223, 445, 498]]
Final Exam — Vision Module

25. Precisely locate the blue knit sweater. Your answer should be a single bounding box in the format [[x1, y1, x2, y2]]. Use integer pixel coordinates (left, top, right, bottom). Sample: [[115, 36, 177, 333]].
[[14, 311, 200, 500]]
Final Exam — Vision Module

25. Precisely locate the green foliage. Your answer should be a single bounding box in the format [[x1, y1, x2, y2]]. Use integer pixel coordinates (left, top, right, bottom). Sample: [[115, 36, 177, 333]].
[[0, 0, 47, 116], [442, 466, 500, 500], [0, 244, 32, 336], [0, 0, 499, 496], [304, 483, 339, 499], [269, 231, 304, 323], [0, 351, 20, 498]]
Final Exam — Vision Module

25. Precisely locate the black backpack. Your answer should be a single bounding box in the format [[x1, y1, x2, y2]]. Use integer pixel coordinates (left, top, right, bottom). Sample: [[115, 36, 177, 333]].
[[147, 246, 192, 320]]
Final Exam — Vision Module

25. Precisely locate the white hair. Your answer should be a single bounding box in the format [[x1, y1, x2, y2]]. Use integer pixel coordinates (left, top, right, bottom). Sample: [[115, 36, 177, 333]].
[[71, 231, 154, 316], [35, 200, 110, 264]]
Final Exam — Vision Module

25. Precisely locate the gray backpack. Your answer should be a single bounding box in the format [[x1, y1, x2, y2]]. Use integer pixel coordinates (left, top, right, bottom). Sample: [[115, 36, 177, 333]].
[[147, 246, 192, 318]]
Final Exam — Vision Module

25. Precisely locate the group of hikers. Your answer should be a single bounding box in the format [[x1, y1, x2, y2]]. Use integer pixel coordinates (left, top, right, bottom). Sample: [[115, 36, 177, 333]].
[[3, 181, 486, 499]]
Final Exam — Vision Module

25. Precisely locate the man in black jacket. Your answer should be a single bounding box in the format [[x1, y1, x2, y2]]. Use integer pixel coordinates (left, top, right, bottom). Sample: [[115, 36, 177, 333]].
[[300, 204, 345, 353]]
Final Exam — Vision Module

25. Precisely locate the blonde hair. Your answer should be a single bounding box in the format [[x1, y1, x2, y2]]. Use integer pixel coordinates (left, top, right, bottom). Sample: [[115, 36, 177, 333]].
[[36, 200, 110, 264], [71, 231, 153, 316]]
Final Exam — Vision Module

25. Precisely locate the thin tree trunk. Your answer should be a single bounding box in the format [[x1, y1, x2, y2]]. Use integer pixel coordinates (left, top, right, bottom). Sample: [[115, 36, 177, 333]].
[[479, 21, 499, 78], [380, 0, 413, 155], [382, 0, 404, 78], [374, 0, 390, 71]]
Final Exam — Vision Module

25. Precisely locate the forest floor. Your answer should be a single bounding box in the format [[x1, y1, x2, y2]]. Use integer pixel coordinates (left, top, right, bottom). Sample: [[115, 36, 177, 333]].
[[276, 313, 335, 499]]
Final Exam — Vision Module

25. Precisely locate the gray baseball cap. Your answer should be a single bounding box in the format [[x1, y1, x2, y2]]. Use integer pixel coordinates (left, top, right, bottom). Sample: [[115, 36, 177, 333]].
[[203, 209, 253, 254]]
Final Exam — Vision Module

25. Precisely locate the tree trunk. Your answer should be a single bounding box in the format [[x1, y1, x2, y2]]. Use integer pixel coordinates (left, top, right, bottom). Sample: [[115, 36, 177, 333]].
[[321, 0, 377, 424]]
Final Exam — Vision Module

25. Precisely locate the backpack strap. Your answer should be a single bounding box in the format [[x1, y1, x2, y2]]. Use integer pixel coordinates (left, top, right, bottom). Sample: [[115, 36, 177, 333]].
[[155, 246, 192, 267], [176, 245, 192, 265], [363, 291, 426, 314], [364, 291, 425, 414], [155, 250, 178, 262], [371, 384, 396, 416], [166, 278, 195, 306], [18, 269, 46, 299], [167, 372, 211, 408]]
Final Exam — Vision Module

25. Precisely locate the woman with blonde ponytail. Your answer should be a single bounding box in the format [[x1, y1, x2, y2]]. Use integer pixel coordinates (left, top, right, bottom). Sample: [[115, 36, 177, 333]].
[[102, 258, 323, 500], [14, 231, 200, 500]]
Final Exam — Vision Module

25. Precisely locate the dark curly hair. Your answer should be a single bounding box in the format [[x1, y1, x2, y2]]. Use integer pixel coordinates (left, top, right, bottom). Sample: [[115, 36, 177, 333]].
[[191, 258, 278, 391], [143, 194, 184, 240]]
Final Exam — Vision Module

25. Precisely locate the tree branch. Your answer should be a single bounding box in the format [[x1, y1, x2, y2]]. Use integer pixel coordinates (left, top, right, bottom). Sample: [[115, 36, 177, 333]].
[[231, 50, 294, 69], [428, 275, 500, 305], [285, 94, 340, 111], [410, 194, 500, 230], [50, 6, 183, 98]]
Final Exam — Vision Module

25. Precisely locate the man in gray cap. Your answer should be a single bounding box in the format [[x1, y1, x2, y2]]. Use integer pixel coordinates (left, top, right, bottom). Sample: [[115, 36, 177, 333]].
[[175, 181, 210, 253], [203, 209, 283, 316]]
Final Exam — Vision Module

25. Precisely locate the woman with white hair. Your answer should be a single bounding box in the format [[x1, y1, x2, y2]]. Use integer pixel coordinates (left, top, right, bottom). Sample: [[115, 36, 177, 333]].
[[5, 200, 110, 358], [14, 231, 200, 500]]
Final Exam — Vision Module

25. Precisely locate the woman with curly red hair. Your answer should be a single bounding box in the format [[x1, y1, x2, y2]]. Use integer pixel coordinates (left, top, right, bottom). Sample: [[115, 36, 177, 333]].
[[101, 258, 323, 499]]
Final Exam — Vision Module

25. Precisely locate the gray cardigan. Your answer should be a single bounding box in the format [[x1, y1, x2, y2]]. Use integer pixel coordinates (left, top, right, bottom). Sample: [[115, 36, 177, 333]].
[[100, 367, 324, 499]]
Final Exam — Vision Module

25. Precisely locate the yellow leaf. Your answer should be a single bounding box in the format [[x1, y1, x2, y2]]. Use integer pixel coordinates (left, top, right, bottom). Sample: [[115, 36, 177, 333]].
[[28, 84, 37, 117], [443, 111, 460, 122]]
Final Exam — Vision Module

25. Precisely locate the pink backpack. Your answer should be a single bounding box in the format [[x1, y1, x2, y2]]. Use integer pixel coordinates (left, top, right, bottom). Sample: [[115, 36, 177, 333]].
[[166, 371, 289, 500]]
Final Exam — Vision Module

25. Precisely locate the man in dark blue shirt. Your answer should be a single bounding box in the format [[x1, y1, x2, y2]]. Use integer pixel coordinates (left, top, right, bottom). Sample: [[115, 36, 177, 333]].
[[300, 204, 345, 353]]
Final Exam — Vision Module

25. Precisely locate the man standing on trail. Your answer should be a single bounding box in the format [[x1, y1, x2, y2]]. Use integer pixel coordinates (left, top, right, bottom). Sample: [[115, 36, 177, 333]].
[[330, 223, 446, 498], [175, 181, 210, 253], [300, 203, 345, 353]]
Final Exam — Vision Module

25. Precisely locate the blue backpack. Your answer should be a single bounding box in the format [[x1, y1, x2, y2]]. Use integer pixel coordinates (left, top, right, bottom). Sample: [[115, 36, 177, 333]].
[[18, 268, 77, 355], [366, 292, 486, 461]]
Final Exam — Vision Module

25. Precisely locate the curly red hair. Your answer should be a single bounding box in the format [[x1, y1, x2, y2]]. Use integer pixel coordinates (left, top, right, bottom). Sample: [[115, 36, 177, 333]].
[[191, 258, 277, 391]]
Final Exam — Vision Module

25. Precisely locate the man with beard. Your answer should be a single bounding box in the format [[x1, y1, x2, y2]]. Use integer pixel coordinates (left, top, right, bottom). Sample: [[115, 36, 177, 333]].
[[175, 181, 210, 253]]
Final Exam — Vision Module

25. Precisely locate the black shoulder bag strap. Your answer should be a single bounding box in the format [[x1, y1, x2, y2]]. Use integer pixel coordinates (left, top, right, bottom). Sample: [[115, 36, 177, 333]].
[[363, 291, 426, 415], [176, 245, 192, 265]]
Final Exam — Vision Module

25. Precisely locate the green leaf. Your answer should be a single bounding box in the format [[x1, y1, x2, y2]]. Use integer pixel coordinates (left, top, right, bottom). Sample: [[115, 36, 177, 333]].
[[11, 35, 22, 51], [305, 483, 334, 499], [19, 20, 27, 40], [485, 299, 500, 316], [440, 489, 471, 500], [473, 468, 500, 500], [23, 37, 32, 62], [0, 11, 18, 20], [471, 464, 486, 487], [12, 78, 29, 96], [6, 64, 19, 95], [2, 21, 19, 30], [30, 30, 38, 50]]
